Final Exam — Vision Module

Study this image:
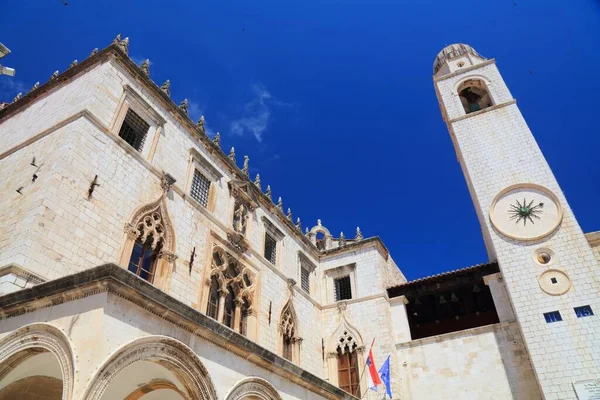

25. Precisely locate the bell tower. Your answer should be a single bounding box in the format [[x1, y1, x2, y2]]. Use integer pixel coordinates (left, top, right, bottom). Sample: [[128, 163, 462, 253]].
[[434, 44, 600, 399]]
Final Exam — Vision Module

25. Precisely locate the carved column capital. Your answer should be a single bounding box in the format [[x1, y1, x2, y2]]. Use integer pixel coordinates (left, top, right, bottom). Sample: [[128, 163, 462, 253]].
[[124, 222, 139, 240], [158, 249, 178, 262]]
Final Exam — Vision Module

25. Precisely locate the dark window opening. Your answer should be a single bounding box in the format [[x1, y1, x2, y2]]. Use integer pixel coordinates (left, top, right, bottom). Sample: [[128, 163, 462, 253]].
[[264, 233, 277, 264], [119, 108, 150, 151], [574, 305, 594, 318], [190, 169, 211, 207], [240, 299, 250, 336], [127, 236, 160, 282], [316, 231, 325, 251], [337, 345, 361, 397], [283, 335, 293, 361], [544, 311, 562, 323], [458, 80, 493, 114], [334, 276, 352, 301], [207, 276, 220, 319], [551, 277, 558, 284], [301, 266, 310, 293], [223, 285, 236, 329]]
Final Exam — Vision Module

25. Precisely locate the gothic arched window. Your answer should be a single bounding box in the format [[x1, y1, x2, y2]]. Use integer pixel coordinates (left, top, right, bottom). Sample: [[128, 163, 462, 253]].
[[127, 236, 161, 282], [279, 301, 301, 363], [337, 343, 361, 396], [458, 79, 493, 114], [207, 276, 220, 319], [223, 284, 236, 329]]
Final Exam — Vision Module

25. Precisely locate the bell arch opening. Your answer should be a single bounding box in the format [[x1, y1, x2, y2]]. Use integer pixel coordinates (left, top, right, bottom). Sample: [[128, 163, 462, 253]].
[[458, 79, 493, 114]]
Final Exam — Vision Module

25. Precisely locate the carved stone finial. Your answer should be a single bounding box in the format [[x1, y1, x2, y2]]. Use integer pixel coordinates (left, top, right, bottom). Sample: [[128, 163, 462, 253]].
[[265, 185, 272, 200], [296, 217, 302, 230], [305, 227, 309, 235], [161, 172, 177, 192], [160, 80, 171, 96], [179, 98, 189, 115], [212, 132, 221, 148], [242, 155, 250, 176], [339, 232, 346, 247], [113, 33, 122, 44], [30, 82, 40, 92], [355, 226, 363, 241], [287, 208, 292, 221], [12, 93, 22, 103], [118, 37, 130, 55], [196, 115, 205, 133], [140, 59, 150, 75], [228, 147, 236, 163], [68, 60, 78, 69], [90, 48, 98, 57], [277, 197, 283, 211], [317, 219, 322, 226], [254, 174, 261, 190], [50, 70, 59, 81]]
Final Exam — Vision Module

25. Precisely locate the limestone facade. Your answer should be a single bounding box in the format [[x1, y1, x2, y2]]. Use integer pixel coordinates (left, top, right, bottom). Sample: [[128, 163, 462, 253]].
[[0, 39, 598, 400]]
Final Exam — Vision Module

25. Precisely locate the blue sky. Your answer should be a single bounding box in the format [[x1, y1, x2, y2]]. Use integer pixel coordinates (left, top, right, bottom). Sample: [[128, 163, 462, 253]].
[[1, 1, 599, 280]]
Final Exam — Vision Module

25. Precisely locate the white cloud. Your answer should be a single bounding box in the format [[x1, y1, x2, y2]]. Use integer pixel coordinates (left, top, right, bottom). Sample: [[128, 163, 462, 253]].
[[188, 100, 202, 121], [230, 84, 273, 142], [0, 77, 27, 102]]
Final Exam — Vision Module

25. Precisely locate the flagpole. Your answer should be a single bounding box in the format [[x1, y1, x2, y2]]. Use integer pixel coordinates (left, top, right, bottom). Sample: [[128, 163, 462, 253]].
[[358, 338, 376, 400]]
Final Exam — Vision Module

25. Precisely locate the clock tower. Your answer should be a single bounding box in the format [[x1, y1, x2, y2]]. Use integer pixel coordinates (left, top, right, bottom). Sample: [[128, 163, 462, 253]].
[[434, 44, 600, 399]]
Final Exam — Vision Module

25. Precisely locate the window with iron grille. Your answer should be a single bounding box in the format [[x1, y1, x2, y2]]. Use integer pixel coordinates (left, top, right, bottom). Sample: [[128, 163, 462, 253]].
[[264, 232, 277, 264], [334, 276, 352, 301], [118, 108, 150, 151], [300, 265, 310, 293], [190, 169, 211, 207]]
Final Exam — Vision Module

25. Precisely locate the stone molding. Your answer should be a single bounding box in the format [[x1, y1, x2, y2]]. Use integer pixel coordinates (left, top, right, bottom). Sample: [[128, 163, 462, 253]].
[[82, 335, 217, 400], [433, 58, 496, 82], [448, 99, 517, 124], [0, 264, 354, 400], [0, 264, 45, 285], [225, 377, 283, 400], [0, 323, 75, 400]]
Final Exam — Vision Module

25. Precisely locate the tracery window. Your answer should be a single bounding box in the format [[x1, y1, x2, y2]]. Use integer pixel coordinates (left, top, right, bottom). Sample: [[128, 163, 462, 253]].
[[279, 300, 301, 363], [336, 331, 361, 396], [206, 246, 255, 336]]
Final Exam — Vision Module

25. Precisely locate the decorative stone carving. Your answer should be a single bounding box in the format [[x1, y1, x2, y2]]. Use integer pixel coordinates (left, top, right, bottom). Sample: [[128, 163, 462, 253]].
[[158, 249, 178, 262], [213, 132, 221, 148], [276, 197, 283, 211], [90, 48, 98, 57], [30, 82, 40, 92], [232, 200, 249, 235], [227, 231, 249, 253], [225, 377, 282, 400], [339, 232, 346, 247], [140, 59, 150, 75], [242, 155, 249, 176], [50, 70, 59, 81], [286, 208, 292, 221], [179, 98, 189, 115], [118, 37, 130, 55], [355, 226, 363, 241], [208, 245, 255, 306], [196, 115, 205, 132], [161, 172, 177, 192], [265, 185, 272, 200], [160, 80, 171, 96], [228, 147, 236, 163], [113, 33, 122, 44], [123, 222, 139, 239], [12, 93, 22, 103], [296, 217, 301, 230], [254, 174, 261, 190], [82, 336, 218, 400], [128, 194, 175, 253], [68, 60, 78, 69], [327, 312, 364, 355], [280, 300, 299, 341]]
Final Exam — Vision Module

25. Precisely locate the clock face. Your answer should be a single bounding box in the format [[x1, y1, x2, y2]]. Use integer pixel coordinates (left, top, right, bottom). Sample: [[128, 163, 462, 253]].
[[490, 184, 563, 241]]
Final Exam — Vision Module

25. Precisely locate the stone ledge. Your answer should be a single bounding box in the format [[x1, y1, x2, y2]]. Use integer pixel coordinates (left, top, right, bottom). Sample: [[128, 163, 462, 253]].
[[0, 263, 356, 400]]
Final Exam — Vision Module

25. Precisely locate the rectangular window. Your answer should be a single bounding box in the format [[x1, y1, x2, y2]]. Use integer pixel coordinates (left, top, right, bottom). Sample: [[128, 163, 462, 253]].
[[574, 305, 594, 318], [334, 276, 352, 301], [190, 169, 211, 207], [300, 266, 310, 293], [118, 108, 150, 151], [544, 311, 562, 323], [264, 232, 277, 264]]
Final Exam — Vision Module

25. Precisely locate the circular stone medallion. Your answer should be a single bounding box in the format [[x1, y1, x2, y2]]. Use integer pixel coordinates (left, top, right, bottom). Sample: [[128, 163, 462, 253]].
[[490, 184, 563, 241], [538, 269, 571, 296]]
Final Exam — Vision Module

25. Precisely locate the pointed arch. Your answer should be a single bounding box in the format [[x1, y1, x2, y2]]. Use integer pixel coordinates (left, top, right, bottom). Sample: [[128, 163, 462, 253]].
[[327, 312, 364, 354], [0, 323, 75, 400], [225, 377, 282, 400], [279, 298, 301, 363], [118, 193, 177, 289], [82, 335, 217, 400]]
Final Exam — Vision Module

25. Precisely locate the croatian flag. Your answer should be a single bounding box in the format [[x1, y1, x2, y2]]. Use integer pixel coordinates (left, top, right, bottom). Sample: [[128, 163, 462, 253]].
[[366, 346, 382, 391]]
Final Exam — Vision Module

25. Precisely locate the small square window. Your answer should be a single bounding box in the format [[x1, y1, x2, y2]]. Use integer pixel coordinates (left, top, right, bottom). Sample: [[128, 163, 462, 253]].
[[550, 277, 557, 284], [264, 233, 277, 265], [119, 108, 150, 151], [190, 169, 211, 207], [300, 266, 310, 293], [334, 276, 352, 301], [574, 305, 594, 318], [543, 311, 562, 323]]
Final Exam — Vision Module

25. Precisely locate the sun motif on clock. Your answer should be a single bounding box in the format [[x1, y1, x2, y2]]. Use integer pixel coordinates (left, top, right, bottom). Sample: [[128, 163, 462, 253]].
[[490, 184, 563, 241], [508, 198, 544, 226]]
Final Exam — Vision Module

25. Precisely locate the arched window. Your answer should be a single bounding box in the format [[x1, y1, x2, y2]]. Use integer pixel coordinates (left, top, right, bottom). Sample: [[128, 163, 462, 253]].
[[458, 79, 493, 114], [207, 276, 220, 319], [239, 298, 250, 336], [223, 284, 236, 329], [127, 235, 161, 282], [337, 343, 360, 396], [279, 300, 301, 363]]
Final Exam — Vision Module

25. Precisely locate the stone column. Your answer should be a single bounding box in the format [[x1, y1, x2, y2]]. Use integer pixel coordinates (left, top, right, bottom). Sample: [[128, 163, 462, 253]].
[[217, 289, 227, 323], [483, 272, 515, 323], [389, 295, 412, 343], [233, 298, 243, 332], [246, 308, 258, 341]]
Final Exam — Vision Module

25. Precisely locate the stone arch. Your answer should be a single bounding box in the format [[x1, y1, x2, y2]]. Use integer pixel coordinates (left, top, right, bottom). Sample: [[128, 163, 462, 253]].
[[308, 220, 333, 250], [455, 76, 494, 114], [279, 299, 301, 362], [0, 323, 75, 400], [225, 377, 282, 400], [326, 313, 364, 354], [118, 193, 177, 289], [82, 335, 217, 400]]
